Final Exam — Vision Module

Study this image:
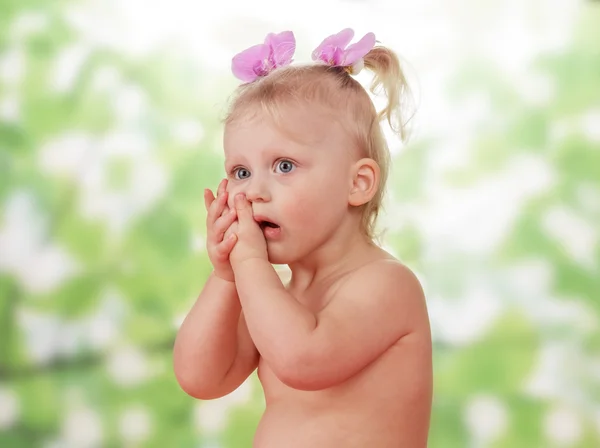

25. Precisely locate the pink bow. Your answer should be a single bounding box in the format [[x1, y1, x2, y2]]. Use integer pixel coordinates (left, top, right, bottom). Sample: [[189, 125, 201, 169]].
[[231, 31, 296, 83], [311, 28, 376, 74]]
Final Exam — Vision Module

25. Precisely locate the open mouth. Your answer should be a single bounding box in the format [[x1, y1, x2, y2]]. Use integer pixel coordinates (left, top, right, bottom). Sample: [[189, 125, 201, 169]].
[[258, 220, 280, 230]]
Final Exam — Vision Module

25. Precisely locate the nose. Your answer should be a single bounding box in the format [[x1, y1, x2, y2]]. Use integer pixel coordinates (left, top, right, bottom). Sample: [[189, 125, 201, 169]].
[[244, 176, 271, 203]]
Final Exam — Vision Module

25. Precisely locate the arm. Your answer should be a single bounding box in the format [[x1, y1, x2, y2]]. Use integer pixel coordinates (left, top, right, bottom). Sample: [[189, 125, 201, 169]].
[[173, 273, 259, 400], [234, 259, 425, 391], [233, 259, 316, 378]]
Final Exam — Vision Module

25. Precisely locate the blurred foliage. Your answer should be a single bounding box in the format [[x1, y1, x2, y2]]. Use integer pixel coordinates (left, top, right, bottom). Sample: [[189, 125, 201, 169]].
[[0, 0, 599, 447]]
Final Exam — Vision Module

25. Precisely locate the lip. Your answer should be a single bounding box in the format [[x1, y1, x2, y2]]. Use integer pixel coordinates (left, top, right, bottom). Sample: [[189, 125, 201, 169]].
[[262, 225, 281, 240], [253, 215, 278, 226], [253, 214, 282, 240]]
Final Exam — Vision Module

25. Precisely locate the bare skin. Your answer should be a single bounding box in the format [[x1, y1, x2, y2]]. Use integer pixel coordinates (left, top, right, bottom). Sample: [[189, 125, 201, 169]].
[[175, 194, 432, 446], [254, 249, 432, 448], [174, 112, 433, 447]]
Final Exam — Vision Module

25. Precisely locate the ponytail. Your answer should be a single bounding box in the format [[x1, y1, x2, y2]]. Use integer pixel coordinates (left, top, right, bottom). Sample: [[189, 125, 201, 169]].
[[364, 47, 414, 142]]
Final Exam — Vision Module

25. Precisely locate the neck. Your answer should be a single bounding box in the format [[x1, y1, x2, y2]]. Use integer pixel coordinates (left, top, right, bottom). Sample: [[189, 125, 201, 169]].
[[286, 218, 383, 291]]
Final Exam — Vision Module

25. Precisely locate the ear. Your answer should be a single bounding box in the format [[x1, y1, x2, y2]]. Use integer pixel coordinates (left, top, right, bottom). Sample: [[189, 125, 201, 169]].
[[348, 158, 379, 207]]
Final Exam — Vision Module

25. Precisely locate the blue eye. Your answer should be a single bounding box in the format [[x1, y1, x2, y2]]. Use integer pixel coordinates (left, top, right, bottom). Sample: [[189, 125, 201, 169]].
[[234, 168, 251, 179], [276, 160, 295, 174]]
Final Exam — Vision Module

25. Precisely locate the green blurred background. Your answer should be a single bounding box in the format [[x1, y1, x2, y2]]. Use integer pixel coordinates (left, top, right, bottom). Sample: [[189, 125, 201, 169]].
[[0, 0, 599, 446]]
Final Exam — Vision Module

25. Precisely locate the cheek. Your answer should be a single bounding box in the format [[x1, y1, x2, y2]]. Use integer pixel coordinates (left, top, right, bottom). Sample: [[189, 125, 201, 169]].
[[282, 194, 312, 219], [281, 184, 345, 224]]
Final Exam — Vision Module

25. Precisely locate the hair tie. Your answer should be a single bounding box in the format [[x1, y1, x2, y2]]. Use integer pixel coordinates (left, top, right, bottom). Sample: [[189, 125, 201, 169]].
[[230, 28, 376, 82], [311, 28, 376, 75], [231, 31, 296, 83]]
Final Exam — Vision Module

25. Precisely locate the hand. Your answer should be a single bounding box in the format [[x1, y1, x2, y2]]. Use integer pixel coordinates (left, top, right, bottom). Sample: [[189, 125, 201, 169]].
[[230, 193, 268, 268], [204, 179, 238, 282]]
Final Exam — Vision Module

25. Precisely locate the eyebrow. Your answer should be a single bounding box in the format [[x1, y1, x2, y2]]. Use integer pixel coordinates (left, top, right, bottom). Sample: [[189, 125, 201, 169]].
[[224, 158, 242, 174], [225, 145, 305, 167]]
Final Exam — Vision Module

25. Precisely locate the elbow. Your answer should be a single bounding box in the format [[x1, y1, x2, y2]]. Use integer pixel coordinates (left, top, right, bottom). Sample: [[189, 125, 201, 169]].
[[173, 354, 198, 397], [173, 357, 223, 401], [174, 371, 225, 400], [176, 379, 204, 400], [173, 367, 206, 399]]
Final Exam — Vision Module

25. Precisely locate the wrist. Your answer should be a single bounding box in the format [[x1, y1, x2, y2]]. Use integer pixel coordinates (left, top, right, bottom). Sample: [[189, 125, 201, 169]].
[[212, 270, 236, 284], [232, 257, 269, 272]]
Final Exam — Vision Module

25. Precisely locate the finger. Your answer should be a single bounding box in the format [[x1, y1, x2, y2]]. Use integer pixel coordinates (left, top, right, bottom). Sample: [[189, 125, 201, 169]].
[[208, 190, 229, 224], [217, 179, 229, 216], [220, 179, 231, 215], [215, 233, 237, 258], [223, 219, 238, 241], [234, 193, 253, 225], [204, 189, 215, 212], [217, 178, 228, 196], [220, 201, 230, 217], [205, 178, 227, 213], [213, 208, 237, 241]]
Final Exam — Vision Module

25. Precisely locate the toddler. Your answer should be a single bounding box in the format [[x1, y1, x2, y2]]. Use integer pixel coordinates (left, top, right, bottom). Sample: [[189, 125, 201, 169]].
[[174, 28, 433, 447]]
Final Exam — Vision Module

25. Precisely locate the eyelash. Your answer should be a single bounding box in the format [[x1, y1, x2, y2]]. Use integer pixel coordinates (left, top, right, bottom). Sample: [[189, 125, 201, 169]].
[[231, 159, 296, 179]]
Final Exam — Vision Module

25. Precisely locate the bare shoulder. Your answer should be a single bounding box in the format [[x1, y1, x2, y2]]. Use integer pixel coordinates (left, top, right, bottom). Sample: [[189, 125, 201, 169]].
[[341, 258, 426, 307], [335, 257, 429, 333], [353, 257, 424, 291]]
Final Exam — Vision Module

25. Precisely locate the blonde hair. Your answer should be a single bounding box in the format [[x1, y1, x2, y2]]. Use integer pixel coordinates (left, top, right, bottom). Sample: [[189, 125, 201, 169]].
[[224, 45, 414, 240]]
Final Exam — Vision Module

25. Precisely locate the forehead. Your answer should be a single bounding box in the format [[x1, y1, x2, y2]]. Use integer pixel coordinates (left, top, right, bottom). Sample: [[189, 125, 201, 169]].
[[223, 105, 348, 158]]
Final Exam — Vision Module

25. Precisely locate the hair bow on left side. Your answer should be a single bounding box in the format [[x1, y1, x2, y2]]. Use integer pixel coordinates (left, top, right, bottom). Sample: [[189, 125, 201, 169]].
[[231, 31, 296, 83]]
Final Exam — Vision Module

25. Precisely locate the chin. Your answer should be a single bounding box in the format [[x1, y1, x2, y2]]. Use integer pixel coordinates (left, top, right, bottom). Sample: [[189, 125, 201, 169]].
[[266, 245, 298, 265], [266, 252, 290, 265]]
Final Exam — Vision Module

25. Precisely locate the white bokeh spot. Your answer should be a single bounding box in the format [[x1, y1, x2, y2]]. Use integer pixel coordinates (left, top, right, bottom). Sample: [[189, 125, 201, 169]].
[[0, 191, 80, 294], [428, 281, 503, 345], [61, 406, 104, 448], [464, 395, 508, 444], [0, 387, 20, 429], [172, 119, 205, 147], [194, 401, 229, 434], [541, 205, 598, 270], [119, 406, 152, 443], [51, 43, 92, 93], [544, 406, 582, 445], [106, 346, 150, 386], [579, 108, 600, 142], [38, 130, 170, 237]]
